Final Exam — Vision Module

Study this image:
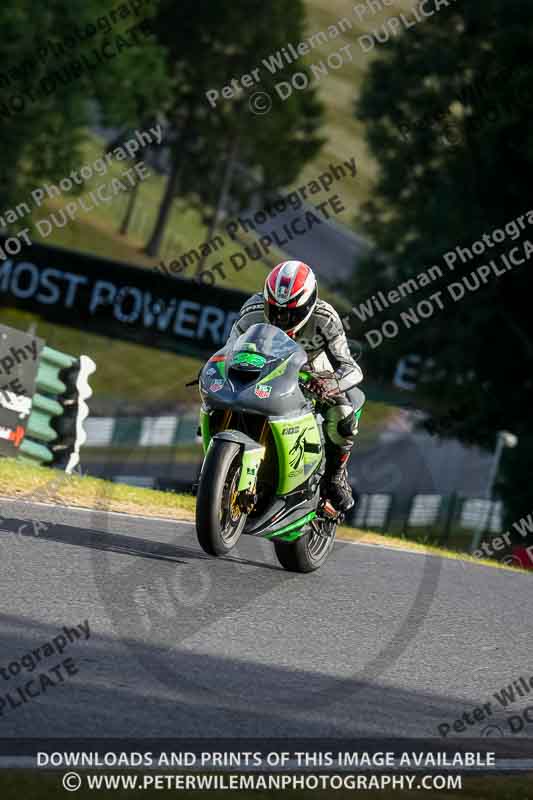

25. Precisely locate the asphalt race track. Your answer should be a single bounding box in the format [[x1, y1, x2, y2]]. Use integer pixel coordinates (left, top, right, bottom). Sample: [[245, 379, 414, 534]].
[[0, 497, 532, 745]]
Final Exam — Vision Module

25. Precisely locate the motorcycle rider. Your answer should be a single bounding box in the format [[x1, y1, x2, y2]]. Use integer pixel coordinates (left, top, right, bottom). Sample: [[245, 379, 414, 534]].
[[226, 260, 365, 512]]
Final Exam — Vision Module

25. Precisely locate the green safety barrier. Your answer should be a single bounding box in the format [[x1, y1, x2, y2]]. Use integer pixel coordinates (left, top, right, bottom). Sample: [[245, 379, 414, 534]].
[[18, 346, 95, 472], [35, 346, 76, 395]]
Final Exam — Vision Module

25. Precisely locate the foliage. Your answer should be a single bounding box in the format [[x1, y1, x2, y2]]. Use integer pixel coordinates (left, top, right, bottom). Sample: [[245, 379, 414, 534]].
[[351, 0, 533, 519], [144, 0, 325, 253], [0, 0, 169, 222]]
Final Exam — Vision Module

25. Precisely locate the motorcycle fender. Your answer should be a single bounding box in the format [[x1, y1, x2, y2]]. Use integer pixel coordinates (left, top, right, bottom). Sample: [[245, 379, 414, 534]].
[[199, 407, 210, 454], [212, 430, 265, 493]]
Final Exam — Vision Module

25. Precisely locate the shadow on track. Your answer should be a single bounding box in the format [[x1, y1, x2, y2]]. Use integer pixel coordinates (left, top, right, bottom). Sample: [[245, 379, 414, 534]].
[[0, 515, 285, 571], [0, 516, 195, 566]]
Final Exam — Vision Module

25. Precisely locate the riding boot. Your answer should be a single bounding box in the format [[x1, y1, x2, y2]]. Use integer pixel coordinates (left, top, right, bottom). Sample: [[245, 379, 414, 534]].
[[323, 443, 354, 512]]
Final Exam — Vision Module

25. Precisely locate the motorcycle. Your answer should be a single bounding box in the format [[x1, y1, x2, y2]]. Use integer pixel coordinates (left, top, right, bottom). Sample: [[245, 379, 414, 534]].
[[195, 322, 344, 573]]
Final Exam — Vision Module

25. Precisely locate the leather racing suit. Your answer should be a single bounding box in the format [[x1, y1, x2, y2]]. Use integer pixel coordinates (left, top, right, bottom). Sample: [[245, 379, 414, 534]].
[[227, 293, 365, 476]]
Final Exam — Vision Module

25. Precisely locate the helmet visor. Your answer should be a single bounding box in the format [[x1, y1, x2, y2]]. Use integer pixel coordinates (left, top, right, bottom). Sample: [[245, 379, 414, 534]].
[[265, 301, 310, 332]]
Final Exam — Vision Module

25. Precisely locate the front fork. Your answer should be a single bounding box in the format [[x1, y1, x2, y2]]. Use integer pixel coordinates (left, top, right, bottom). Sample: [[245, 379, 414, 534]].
[[200, 411, 267, 511], [235, 420, 269, 511]]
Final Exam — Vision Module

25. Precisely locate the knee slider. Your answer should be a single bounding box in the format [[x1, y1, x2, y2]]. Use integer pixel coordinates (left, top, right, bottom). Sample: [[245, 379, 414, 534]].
[[338, 411, 359, 439], [325, 404, 357, 446]]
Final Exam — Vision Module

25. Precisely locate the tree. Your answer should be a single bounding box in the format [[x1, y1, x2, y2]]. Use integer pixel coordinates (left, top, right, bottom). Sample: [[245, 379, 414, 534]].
[[105, 115, 166, 236], [351, 0, 533, 521], [143, 0, 324, 257], [0, 0, 169, 230]]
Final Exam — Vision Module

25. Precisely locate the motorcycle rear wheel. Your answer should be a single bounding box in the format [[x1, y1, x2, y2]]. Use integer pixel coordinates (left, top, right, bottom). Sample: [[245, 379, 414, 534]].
[[274, 519, 336, 573], [196, 440, 247, 556]]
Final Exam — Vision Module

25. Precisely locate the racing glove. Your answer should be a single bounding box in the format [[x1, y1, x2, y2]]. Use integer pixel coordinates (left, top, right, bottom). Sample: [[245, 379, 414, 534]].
[[306, 372, 342, 402]]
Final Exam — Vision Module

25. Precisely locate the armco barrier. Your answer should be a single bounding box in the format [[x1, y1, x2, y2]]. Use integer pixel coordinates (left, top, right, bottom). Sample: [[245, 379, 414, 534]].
[[84, 414, 200, 447], [348, 492, 503, 538]]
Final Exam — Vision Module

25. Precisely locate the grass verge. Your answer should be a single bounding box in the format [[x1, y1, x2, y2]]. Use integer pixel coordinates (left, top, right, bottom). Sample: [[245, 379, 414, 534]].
[[0, 459, 194, 521], [2, 459, 530, 574], [336, 527, 529, 573]]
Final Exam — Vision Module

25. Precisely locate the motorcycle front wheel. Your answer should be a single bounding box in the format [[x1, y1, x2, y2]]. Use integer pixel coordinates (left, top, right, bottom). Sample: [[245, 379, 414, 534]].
[[196, 440, 247, 556]]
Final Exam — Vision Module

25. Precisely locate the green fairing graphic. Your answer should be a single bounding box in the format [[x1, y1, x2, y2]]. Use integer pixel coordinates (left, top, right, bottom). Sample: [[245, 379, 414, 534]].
[[270, 413, 322, 494], [289, 426, 311, 470], [232, 352, 266, 368], [261, 357, 292, 383], [264, 511, 317, 540]]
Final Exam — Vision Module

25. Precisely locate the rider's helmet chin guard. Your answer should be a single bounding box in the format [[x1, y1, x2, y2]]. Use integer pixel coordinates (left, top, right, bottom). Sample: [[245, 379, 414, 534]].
[[263, 260, 318, 337]]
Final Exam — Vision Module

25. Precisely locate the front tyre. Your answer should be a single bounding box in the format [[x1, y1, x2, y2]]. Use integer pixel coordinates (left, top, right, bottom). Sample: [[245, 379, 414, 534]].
[[196, 440, 247, 556], [274, 519, 336, 573]]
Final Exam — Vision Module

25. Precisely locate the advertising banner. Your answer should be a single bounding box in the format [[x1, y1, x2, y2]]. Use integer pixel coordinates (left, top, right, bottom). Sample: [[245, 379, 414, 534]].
[[0, 239, 248, 357]]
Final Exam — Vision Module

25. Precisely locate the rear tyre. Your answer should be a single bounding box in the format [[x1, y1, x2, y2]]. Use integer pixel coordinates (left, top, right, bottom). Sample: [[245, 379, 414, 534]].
[[196, 440, 247, 556], [274, 519, 336, 573]]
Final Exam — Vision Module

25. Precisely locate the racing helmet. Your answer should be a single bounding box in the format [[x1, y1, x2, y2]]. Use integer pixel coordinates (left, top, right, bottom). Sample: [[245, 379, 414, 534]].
[[263, 260, 317, 336]]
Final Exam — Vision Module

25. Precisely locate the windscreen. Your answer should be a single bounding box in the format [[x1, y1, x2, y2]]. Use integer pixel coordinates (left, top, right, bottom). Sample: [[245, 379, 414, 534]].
[[230, 323, 300, 362]]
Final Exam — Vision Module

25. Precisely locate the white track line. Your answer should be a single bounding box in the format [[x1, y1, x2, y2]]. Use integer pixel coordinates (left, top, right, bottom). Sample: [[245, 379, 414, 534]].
[[0, 497, 192, 526]]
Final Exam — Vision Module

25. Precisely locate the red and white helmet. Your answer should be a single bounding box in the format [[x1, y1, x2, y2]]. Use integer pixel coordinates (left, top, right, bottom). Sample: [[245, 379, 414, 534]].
[[263, 260, 317, 335]]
